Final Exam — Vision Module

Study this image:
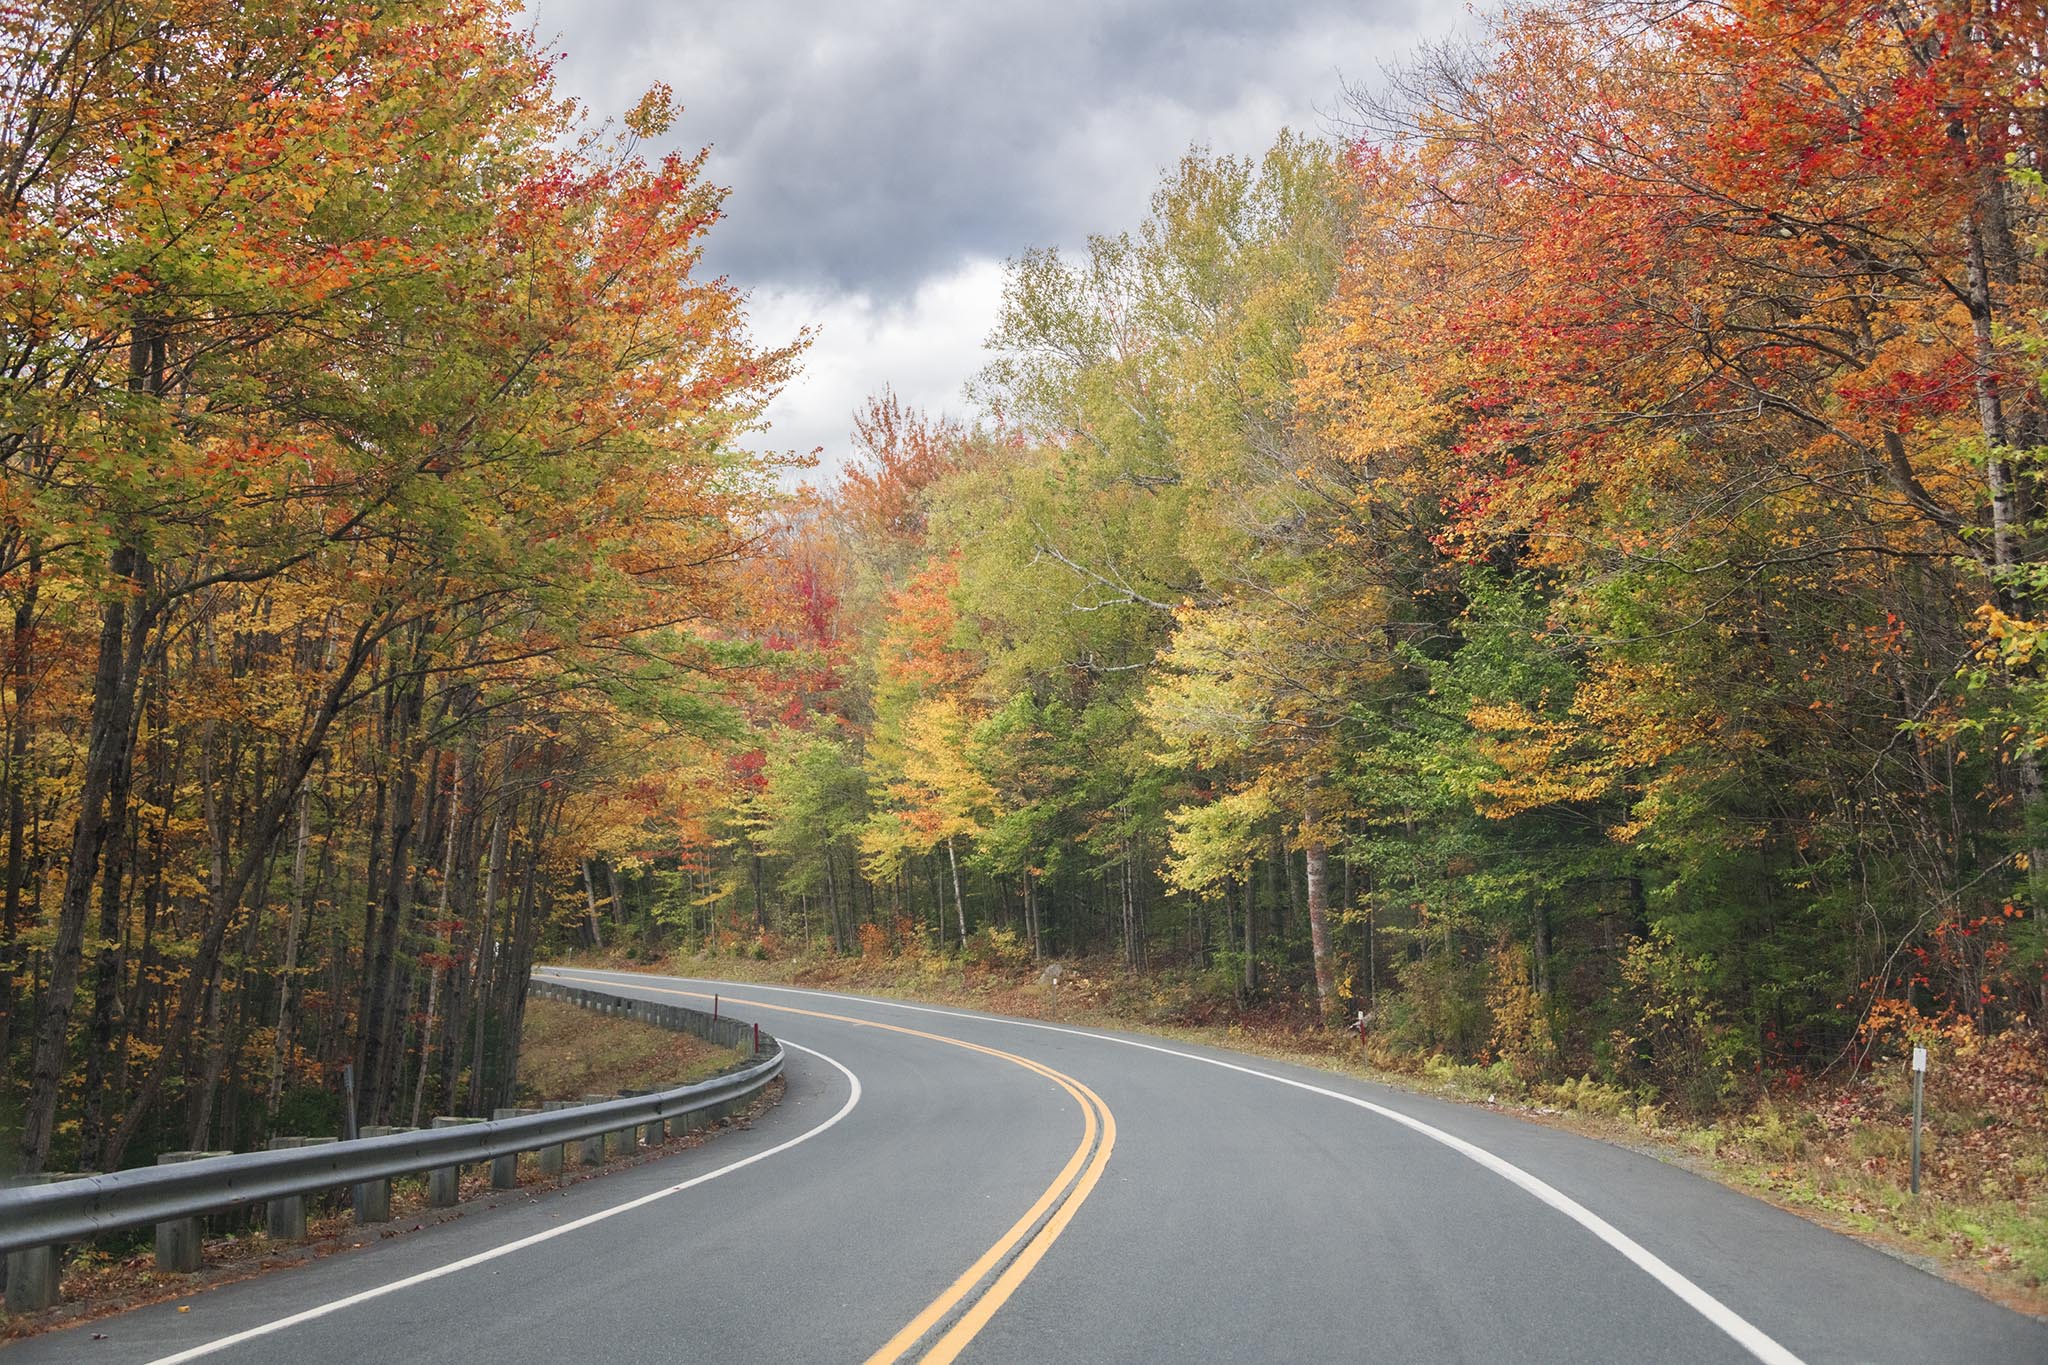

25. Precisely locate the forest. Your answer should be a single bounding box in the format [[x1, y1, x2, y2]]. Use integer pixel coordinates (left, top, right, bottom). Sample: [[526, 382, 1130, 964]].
[[4, 0, 2046, 1177]]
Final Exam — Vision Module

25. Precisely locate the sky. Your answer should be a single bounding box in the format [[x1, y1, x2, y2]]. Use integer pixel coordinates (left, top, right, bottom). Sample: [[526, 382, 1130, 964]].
[[522, 1, 1479, 480]]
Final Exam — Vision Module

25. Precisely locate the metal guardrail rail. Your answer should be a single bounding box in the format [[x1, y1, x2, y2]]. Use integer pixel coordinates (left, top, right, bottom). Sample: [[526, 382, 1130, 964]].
[[0, 981, 779, 1293]]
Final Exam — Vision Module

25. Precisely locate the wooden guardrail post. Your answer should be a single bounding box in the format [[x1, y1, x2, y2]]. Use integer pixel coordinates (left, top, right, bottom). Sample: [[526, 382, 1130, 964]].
[[4, 1241, 61, 1315], [488, 1109, 538, 1187], [262, 1135, 338, 1239], [621, 1089, 663, 1146], [537, 1102, 573, 1176], [580, 1096, 615, 1165], [352, 1126, 414, 1224], [155, 1152, 230, 1271], [427, 1118, 486, 1206], [4, 1174, 78, 1313]]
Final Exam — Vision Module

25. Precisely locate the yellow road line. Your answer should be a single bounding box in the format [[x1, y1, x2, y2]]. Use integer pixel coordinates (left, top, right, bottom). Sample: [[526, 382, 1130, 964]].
[[917, 1072, 1115, 1365], [544, 971, 1114, 1362], [862, 1072, 1097, 1365]]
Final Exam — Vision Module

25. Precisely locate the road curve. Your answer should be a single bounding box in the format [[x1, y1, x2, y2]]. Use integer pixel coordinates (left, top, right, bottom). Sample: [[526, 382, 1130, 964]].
[[9, 966, 2044, 1364]]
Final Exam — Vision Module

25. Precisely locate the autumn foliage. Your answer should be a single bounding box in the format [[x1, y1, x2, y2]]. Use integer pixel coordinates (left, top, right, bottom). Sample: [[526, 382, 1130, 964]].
[[667, 0, 2047, 1131], [0, 1, 798, 1172], [7, 0, 2048, 1199]]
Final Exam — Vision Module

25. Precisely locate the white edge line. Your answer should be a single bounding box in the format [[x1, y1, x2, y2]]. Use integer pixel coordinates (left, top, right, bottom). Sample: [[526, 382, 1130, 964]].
[[548, 968, 1805, 1365], [143, 1041, 862, 1365]]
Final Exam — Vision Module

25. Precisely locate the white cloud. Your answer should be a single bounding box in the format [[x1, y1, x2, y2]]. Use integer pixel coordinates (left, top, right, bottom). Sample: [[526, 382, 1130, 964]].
[[741, 257, 1009, 481], [524, 1, 1489, 486]]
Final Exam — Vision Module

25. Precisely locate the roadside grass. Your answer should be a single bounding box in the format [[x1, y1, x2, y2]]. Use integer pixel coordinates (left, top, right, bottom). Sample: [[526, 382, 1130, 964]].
[[516, 996, 747, 1101], [569, 942, 2048, 1318]]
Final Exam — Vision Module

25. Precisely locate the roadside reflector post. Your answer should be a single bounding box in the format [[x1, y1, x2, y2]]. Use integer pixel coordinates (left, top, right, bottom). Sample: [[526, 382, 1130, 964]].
[[1910, 1046, 1927, 1196], [713, 993, 719, 1022], [753, 1022, 760, 1054]]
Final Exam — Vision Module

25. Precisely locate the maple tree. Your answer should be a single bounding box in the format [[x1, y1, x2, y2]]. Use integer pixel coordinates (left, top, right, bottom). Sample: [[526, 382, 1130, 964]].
[[0, 0, 799, 1172], [637, 2, 2043, 1127]]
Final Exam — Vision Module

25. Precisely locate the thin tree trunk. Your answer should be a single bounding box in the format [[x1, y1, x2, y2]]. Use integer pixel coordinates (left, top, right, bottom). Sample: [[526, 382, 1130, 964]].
[[582, 860, 605, 949], [360, 678, 426, 1123], [945, 836, 967, 946], [1025, 867, 1041, 961], [1304, 797, 1336, 1025], [823, 848, 840, 953], [20, 542, 148, 1171], [1242, 869, 1256, 995], [265, 786, 313, 1116], [1, 554, 40, 1074], [411, 754, 460, 1126]]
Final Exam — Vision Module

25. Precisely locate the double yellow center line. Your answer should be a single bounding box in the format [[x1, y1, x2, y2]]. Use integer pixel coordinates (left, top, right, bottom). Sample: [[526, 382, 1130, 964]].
[[545, 973, 1115, 1364]]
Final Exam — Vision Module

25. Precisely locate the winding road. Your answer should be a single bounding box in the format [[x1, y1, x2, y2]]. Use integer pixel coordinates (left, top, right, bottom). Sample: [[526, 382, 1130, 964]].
[[9, 966, 2044, 1364]]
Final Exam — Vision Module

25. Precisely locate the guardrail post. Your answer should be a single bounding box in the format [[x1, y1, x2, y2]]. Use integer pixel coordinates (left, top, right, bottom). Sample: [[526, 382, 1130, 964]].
[[265, 1138, 310, 1238], [488, 1109, 538, 1187], [427, 1118, 486, 1206], [620, 1089, 662, 1146], [4, 1173, 78, 1313], [580, 1095, 615, 1164], [155, 1152, 229, 1271], [266, 1135, 337, 1240], [538, 1102, 573, 1176], [4, 1243, 61, 1315], [352, 1126, 413, 1224]]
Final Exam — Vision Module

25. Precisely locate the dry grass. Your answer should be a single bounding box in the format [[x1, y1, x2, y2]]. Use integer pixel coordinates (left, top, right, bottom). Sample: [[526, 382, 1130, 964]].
[[516, 997, 746, 1101]]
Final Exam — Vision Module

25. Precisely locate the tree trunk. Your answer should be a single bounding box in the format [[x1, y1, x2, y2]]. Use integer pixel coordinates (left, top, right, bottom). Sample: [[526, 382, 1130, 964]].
[[822, 848, 840, 953], [1304, 813, 1337, 1026], [360, 682, 426, 1123], [266, 786, 312, 1116], [582, 860, 605, 949], [945, 836, 967, 946], [605, 860, 626, 930], [1, 554, 40, 1073], [20, 543, 148, 1171], [1025, 867, 1041, 961], [103, 614, 383, 1168], [1963, 176, 2047, 881], [1242, 870, 1256, 995]]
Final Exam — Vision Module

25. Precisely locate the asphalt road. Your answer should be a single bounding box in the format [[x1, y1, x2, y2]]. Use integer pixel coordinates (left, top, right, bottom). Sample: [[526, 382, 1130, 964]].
[[9, 966, 2045, 1364]]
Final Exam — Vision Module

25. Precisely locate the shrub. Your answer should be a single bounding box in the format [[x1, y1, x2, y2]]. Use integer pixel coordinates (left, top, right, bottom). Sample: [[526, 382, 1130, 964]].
[[1387, 951, 1490, 1059], [857, 921, 890, 962], [1609, 926, 1750, 1114], [1487, 943, 1558, 1083], [964, 925, 1032, 973]]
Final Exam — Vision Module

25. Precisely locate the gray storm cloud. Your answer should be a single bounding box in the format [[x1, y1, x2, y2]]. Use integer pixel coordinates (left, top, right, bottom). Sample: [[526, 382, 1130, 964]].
[[523, 0, 1453, 300]]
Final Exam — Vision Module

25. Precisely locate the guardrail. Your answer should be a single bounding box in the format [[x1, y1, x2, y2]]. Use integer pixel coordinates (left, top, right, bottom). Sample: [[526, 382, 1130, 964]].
[[1, 983, 779, 1314], [526, 976, 764, 1050]]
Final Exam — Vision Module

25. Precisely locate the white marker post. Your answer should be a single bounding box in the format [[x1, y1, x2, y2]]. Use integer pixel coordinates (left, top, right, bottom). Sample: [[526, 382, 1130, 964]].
[[1909, 1046, 1927, 1195]]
